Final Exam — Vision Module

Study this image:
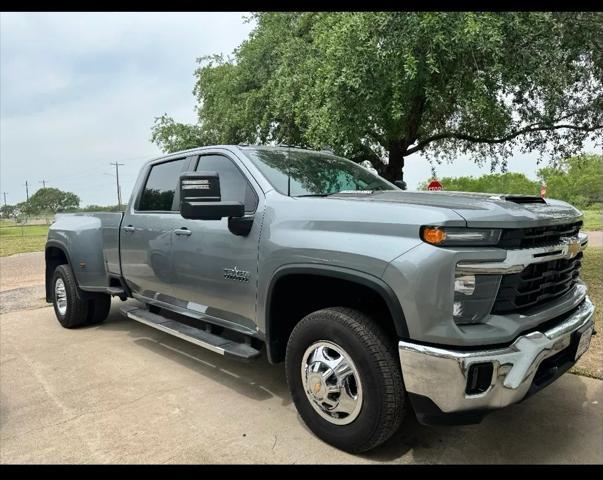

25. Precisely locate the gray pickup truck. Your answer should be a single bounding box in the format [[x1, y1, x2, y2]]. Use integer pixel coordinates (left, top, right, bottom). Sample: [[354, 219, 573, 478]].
[[45, 145, 595, 453]]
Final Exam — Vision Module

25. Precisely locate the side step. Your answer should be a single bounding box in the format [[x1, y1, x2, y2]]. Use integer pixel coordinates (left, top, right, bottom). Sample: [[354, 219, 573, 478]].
[[121, 306, 261, 361]]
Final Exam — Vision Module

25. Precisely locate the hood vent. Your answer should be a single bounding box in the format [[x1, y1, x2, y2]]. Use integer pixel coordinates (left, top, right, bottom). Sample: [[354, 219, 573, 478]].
[[490, 195, 546, 204]]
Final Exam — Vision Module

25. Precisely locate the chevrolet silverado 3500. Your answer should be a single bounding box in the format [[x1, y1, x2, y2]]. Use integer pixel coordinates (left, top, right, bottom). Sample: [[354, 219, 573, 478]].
[[45, 145, 595, 452]]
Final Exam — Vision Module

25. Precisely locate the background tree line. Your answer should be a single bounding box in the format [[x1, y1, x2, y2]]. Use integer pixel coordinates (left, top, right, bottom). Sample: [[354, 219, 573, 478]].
[[0, 187, 121, 221], [418, 154, 602, 209]]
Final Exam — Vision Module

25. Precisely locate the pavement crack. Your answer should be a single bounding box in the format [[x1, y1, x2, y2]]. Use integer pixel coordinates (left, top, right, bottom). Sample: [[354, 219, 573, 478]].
[[1, 386, 186, 442]]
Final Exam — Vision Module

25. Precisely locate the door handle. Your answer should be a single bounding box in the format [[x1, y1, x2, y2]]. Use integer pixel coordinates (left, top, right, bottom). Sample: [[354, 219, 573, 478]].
[[174, 228, 192, 236], [123, 225, 135, 233]]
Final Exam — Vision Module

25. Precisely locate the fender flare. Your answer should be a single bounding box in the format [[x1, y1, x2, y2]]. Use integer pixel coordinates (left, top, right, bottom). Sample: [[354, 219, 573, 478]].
[[45, 240, 75, 301], [264, 264, 409, 363]]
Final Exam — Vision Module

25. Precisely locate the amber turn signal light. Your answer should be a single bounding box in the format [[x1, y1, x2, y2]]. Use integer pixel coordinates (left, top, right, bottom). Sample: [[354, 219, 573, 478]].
[[421, 227, 447, 245]]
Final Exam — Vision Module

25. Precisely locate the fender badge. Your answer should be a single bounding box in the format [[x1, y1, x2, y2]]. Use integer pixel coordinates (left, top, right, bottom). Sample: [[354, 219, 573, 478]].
[[224, 267, 250, 282]]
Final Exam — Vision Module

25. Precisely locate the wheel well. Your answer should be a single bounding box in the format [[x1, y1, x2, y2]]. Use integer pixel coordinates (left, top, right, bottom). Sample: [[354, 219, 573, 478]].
[[45, 246, 68, 302], [267, 273, 402, 363]]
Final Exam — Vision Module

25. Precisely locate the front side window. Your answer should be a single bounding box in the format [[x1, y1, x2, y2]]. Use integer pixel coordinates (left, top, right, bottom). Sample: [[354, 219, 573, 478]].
[[243, 148, 394, 197], [196, 154, 258, 213], [139, 158, 187, 211]]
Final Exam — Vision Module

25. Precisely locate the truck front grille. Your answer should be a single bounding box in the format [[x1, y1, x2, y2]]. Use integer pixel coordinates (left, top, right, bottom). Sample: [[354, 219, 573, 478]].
[[491, 252, 583, 314], [498, 221, 582, 249]]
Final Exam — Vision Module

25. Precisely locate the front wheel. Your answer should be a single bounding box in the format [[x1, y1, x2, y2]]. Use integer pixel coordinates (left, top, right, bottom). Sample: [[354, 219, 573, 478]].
[[285, 307, 406, 453]]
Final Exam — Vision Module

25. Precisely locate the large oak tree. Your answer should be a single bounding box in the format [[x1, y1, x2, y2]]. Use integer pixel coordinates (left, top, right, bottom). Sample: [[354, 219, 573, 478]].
[[152, 12, 603, 182]]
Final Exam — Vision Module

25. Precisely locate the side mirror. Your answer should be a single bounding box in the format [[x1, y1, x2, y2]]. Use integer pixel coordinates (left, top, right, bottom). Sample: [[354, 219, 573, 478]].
[[179, 171, 244, 220], [394, 180, 407, 190]]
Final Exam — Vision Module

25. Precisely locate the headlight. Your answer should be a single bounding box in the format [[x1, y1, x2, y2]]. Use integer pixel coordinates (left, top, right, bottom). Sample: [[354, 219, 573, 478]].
[[421, 226, 502, 247], [453, 272, 501, 324]]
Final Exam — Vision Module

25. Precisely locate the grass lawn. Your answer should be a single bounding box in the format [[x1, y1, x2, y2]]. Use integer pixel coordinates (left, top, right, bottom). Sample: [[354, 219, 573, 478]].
[[571, 246, 602, 379], [0, 224, 49, 256], [582, 208, 602, 231]]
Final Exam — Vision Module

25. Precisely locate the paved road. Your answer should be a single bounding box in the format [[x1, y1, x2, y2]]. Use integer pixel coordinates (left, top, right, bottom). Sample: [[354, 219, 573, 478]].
[[1, 302, 602, 464], [587, 230, 602, 247], [0, 252, 44, 291]]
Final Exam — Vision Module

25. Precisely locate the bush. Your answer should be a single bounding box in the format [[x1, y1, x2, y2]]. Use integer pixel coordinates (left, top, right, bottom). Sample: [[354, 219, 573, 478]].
[[537, 154, 603, 208], [418, 172, 540, 195]]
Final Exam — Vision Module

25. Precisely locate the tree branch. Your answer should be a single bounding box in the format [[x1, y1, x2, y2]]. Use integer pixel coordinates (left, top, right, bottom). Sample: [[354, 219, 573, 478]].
[[405, 122, 603, 156]]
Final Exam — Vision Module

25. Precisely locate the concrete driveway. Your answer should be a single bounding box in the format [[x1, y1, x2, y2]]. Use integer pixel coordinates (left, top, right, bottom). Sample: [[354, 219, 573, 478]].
[[1, 299, 602, 464]]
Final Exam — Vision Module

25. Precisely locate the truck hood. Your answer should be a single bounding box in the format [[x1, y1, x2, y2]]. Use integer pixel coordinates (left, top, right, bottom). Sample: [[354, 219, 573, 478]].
[[328, 190, 583, 228]]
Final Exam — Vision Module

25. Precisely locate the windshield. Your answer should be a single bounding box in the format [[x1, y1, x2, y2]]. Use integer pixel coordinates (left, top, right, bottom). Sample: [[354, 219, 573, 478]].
[[243, 148, 394, 197]]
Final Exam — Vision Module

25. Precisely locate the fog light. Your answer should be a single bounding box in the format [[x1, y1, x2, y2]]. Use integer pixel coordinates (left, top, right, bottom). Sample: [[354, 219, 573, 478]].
[[454, 275, 476, 295], [453, 271, 501, 325]]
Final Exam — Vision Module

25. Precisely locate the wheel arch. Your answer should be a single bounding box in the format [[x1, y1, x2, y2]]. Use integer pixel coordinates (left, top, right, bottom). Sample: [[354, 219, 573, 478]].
[[45, 240, 74, 302], [264, 265, 409, 364]]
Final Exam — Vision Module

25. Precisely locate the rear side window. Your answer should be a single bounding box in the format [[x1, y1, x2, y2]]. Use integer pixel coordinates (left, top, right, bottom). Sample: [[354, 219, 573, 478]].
[[139, 158, 187, 211], [196, 154, 258, 213]]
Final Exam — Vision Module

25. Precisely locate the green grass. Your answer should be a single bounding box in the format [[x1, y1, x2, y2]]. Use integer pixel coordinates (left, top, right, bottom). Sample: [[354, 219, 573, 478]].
[[582, 208, 602, 231], [0, 224, 49, 256], [0, 224, 50, 237], [571, 246, 602, 379]]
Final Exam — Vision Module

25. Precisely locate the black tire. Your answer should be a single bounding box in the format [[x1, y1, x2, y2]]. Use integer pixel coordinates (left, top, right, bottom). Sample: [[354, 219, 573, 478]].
[[285, 307, 406, 453], [51, 264, 90, 329], [86, 293, 111, 324]]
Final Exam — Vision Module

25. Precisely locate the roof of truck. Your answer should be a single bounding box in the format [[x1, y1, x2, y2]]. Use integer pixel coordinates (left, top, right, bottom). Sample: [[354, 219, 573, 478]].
[[147, 144, 332, 164]]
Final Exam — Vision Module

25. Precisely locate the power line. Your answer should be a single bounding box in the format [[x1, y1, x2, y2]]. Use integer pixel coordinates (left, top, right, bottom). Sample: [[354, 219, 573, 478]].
[[110, 162, 125, 209]]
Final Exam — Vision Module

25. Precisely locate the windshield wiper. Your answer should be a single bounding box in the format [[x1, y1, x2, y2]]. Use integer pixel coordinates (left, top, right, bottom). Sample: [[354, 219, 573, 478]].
[[294, 190, 376, 198]]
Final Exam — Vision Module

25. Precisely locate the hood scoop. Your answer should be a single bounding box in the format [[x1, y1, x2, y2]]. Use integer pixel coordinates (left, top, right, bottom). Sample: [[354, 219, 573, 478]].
[[489, 195, 546, 204]]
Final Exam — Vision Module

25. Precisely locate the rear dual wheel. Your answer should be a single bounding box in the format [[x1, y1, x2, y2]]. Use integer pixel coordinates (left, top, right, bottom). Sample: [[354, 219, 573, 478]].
[[52, 264, 111, 328]]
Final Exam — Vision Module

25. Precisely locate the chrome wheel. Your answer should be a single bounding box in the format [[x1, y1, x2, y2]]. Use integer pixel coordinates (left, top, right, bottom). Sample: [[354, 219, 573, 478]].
[[301, 340, 363, 425], [55, 278, 67, 316]]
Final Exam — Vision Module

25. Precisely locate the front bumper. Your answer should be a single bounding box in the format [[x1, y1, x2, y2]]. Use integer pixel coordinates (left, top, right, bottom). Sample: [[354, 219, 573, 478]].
[[399, 296, 595, 423]]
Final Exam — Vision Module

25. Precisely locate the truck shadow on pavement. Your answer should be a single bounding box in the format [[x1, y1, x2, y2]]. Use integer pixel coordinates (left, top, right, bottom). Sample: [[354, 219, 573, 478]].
[[99, 302, 596, 463], [100, 303, 292, 405]]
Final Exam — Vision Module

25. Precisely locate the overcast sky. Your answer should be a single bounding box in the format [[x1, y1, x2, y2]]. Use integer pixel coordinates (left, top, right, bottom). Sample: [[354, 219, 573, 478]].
[[1, 12, 599, 206]]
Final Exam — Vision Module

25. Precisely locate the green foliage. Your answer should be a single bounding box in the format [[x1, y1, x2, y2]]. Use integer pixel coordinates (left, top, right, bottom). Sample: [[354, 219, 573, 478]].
[[150, 114, 206, 154], [418, 154, 603, 210], [79, 204, 122, 212], [152, 12, 603, 181], [0, 204, 17, 218], [418, 172, 540, 195], [537, 154, 603, 208], [26, 187, 80, 214]]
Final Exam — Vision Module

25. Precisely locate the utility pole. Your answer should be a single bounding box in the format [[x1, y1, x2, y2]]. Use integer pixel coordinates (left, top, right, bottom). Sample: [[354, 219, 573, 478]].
[[2, 192, 7, 206], [39, 179, 48, 189], [110, 162, 124, 209], [23, 181, 29, 201]]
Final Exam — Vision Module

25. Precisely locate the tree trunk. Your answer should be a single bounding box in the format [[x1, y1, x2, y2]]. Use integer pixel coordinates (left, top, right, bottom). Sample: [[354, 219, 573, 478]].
[[384, 140, 405, 182]]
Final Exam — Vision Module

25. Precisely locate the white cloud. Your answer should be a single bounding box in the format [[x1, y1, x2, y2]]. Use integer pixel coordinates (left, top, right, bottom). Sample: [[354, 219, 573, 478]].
[[1, 12, 254, 205]]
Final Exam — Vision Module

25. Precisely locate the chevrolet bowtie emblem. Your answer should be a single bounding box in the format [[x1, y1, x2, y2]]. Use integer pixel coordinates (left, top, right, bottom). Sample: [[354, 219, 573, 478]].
[[564, 238, 581, 258]]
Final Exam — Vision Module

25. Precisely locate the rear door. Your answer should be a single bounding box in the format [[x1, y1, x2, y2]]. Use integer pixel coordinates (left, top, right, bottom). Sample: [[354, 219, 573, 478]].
[[120, 156, 192, 302], [170, 149, 263, 334]]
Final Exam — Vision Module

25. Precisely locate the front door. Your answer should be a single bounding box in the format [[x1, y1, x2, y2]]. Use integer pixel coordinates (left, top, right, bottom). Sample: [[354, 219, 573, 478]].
[[170, 150, 263, 334]]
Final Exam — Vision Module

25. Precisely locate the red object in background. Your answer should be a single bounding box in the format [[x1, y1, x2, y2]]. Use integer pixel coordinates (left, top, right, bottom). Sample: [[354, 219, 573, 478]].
[[427, 179, 443, 191], [540, 184, 547, 197]]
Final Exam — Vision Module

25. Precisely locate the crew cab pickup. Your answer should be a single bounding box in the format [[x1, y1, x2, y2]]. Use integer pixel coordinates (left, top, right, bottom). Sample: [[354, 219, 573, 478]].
[[45, 145, 595, 453]]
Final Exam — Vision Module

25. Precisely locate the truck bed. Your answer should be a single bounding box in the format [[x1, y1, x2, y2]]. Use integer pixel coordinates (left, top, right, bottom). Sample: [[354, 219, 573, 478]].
[[47, 212, 124, 290]]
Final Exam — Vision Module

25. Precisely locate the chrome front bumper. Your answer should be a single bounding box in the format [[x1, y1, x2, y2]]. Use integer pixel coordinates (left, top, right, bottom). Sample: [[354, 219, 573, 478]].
[[398, 296, 595, 414]]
